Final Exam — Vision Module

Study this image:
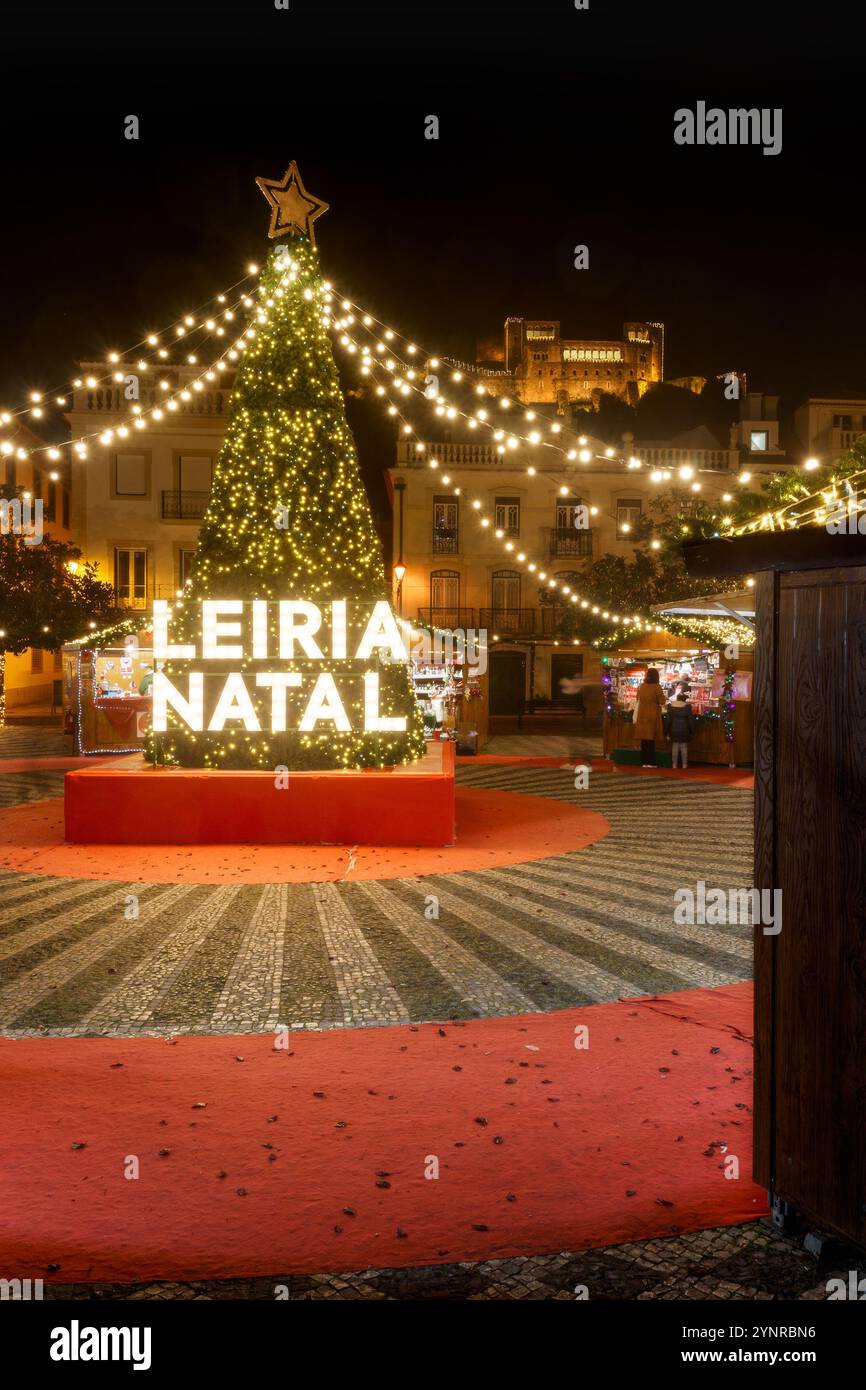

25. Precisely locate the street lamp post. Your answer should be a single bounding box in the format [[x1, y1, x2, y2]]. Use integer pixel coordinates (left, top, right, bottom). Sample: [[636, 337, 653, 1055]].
[[393, 477, 406, 617]]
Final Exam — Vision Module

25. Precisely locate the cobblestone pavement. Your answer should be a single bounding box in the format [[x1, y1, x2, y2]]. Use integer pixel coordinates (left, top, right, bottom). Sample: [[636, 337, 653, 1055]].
[[0, 765, 753, 1036], [0, 726, 68, 758], [40, 1219, 865, 1300], [0, 766, 753, 1037], [482, 733, 602, 756]]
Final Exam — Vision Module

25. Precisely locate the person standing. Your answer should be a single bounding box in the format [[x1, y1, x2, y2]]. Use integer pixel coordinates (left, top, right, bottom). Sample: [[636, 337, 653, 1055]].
[[633, 667, 666, 767], [665, 691, 697, 769]]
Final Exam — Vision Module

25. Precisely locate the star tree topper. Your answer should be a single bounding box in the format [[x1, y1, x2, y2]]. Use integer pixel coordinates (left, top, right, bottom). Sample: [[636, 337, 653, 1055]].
[[255, 161, 329, 243]]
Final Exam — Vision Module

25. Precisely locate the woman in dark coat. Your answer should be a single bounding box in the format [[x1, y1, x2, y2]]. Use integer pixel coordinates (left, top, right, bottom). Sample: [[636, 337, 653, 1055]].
[[633, 667, 666, 767]]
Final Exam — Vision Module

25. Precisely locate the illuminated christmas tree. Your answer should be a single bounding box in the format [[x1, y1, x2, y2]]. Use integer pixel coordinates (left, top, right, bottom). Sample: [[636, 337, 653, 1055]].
[[153, 163, 425, 771]]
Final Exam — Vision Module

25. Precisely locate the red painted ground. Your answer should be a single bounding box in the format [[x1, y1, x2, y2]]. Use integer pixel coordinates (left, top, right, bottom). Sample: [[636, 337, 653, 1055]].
[[0, 786, 608, 884], [0, 983, 764, 1284]]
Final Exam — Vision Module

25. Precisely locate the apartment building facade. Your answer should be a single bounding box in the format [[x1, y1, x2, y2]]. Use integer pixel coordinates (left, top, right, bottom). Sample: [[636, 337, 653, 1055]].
[[66, 363, 236, 608], [1, 420, 73, 710], [388, 422, 785, 715], [793, 397, 866, 464]]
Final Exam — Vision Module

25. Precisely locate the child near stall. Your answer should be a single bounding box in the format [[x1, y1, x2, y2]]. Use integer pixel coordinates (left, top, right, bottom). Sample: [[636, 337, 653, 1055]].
[[665, 691, 697, 769]]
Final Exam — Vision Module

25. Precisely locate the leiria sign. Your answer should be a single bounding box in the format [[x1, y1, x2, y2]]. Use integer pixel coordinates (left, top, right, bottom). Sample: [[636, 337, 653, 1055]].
[[151, 599, 410, 735]]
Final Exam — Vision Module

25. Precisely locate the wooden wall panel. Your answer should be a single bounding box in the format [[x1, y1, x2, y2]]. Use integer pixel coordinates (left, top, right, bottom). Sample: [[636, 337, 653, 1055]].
[[770, 566, 866, 1243], [752, 569, 776, 1186]]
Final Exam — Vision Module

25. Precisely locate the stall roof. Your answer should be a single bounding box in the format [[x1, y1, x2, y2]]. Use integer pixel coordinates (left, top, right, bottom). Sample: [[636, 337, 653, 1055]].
[[653, 590, 756, 630], [63, 615, 153, 649], [682, 529, 866, 577]]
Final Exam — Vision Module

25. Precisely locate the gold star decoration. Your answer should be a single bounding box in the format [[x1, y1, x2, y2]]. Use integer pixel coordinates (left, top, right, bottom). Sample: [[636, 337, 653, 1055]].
[[255, 161, 329, 243]]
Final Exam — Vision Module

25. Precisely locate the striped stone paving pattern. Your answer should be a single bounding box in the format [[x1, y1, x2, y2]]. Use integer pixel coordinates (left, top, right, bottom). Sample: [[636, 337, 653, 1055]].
[[0, 764, 754, 1037]]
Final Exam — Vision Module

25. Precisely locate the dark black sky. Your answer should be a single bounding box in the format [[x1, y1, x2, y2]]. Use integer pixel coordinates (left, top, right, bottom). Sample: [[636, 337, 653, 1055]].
[[2, 1, 863, 460]]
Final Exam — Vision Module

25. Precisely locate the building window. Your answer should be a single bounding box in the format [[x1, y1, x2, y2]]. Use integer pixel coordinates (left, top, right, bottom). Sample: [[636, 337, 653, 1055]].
[[114, 547, 148, 607], [556, 497, 587, 530], [429, 570, 460, 624], [553, 500, 592, 556], [114, 453, 148, 496], [53, 649, 62, 672], [178, 454, 213, 493], [179, 549, 196, 588], [491, 569, 522, 613], [616, 498, 642, 537], [750, 430, 769, 452], [832, 415, 852, 430], [495, 497, 520, 536], [62, 488, 70, 528], [30, 648, 43, 674], [432, 496, 459, 553]]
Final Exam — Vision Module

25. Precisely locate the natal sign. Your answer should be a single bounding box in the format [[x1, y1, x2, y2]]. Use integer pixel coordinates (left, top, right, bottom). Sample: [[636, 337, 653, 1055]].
[[151, 598, 410, 735]]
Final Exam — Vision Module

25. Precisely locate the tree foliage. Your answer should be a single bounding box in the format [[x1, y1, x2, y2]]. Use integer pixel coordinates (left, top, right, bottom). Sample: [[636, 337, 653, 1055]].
[[0, 532, 117, 656]]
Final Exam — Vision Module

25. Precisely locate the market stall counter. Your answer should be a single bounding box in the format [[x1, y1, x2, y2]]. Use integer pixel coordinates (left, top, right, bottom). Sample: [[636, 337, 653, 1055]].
[[602, 648, 754, 767], [62, 620, 154, 755]]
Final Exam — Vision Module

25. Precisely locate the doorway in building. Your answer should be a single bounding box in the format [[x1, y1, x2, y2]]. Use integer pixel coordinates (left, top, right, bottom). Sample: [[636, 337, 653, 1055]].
[[551, 652, 586, 713], [490, 649, 526, 715]]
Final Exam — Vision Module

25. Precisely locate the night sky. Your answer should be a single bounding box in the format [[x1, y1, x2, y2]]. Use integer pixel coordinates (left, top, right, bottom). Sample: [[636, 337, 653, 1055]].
[[3, 0, 863, 513]]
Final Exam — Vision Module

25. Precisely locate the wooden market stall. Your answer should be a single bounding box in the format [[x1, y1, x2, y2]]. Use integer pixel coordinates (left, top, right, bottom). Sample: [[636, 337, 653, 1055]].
[[62, 619, 154, 755], [684, 527, 866, 1249], [410, 650, 489, 753], [602, 645, 754, 767]]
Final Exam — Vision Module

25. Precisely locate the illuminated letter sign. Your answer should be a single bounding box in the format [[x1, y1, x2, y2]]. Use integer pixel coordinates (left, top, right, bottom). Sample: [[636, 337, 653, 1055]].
[[150, 599, 409, 737]]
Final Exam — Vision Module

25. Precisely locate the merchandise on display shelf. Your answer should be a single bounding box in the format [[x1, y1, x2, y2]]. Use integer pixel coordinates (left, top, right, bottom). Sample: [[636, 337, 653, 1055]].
[[607, 652, 720, 716], [410, 657, 483, 743]]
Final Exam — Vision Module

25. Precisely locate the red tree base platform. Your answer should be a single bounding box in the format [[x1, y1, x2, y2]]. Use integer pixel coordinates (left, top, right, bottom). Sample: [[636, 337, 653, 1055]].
[[64, 742, 455, 847]]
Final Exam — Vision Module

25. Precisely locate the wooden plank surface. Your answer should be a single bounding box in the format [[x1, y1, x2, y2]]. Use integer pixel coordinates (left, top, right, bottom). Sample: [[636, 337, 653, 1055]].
[[752, 569, 776, 1187], [769, 566, 866, 1243]]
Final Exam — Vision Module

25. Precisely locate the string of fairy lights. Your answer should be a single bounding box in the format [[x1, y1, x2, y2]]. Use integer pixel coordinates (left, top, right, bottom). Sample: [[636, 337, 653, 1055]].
[[318, 283, 864, 545], [2, 247, 858, 664], [2, 267, 258, 417], [727, 466, 866, 535], [318, 297, 755, 641], [323, 311, 674, 640], [0, 266, 265, 468]]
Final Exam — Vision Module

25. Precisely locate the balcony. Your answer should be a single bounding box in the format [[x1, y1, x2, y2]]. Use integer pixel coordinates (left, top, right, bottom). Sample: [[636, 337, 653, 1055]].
[[431, 526, 459, 555], [826, 427, 866, 453], [477, 607, 551, 637], [72, 362, 235, 418], [416, 607, 478, 630], [395, 441, 499, 468], [161, 490, 211, 521], [547, 527, 593, 558]]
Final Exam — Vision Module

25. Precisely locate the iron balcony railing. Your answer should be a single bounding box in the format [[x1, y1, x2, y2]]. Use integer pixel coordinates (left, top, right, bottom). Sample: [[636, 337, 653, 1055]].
[[161, 490, 211, 521], [416, 607, 477, 629], [547, 526, 594, 558], [431, 526, 459, 554], [480, 607, 561, 636]]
